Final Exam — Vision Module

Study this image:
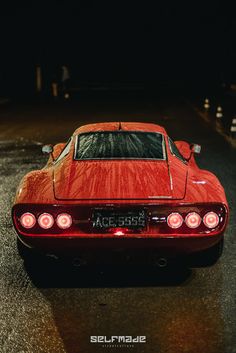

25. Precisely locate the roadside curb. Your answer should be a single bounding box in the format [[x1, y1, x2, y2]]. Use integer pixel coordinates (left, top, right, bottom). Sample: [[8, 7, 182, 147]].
[[188, 101, 236, 148]]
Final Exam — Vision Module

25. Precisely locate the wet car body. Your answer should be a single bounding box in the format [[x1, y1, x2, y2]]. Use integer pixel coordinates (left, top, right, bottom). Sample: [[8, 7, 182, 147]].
[[12, 122, 229, 266]]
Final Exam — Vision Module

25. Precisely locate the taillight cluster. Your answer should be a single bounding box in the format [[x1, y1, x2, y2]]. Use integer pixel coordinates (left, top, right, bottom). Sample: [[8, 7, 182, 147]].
[[20, 212, 72, 229], [167, 211, 219, 229]]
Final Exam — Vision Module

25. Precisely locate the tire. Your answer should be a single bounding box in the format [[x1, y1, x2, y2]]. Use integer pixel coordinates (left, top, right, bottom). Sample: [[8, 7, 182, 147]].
[[188, 238, 224, 267]]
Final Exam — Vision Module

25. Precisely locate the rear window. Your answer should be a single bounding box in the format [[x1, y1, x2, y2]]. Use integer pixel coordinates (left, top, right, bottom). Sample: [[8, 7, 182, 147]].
[[74, 131, 165, 160]]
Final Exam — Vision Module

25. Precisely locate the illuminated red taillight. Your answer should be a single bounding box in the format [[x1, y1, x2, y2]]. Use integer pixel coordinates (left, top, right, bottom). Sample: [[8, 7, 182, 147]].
[[56, 213, 72, 229], [203, 212, 219, 229], [167, 212, 183, 229], [185, 212, 201, 228], [20, 212, 36, 229], [38, 213, 54, 229]]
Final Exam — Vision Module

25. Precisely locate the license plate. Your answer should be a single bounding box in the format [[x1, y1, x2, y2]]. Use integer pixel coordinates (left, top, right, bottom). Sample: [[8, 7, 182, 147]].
[[92, 209, 146, 229]]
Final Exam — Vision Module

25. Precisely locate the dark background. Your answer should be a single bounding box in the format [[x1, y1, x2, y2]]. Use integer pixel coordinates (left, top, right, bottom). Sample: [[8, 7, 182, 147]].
[[0, 1, 235, 97]]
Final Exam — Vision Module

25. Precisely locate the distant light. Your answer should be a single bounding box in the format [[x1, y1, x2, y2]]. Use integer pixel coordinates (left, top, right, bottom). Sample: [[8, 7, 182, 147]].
[[216, 106, 223, 119], [64, 93, 70, 99], [204, 98, 210, 110]]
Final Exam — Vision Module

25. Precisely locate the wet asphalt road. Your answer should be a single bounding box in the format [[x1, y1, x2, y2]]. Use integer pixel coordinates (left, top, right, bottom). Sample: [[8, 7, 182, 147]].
[[0, 93, 236, 353]]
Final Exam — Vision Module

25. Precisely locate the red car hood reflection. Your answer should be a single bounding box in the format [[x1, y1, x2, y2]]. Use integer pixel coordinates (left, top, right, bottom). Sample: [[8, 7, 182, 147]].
[[53, 160, 187, 200]]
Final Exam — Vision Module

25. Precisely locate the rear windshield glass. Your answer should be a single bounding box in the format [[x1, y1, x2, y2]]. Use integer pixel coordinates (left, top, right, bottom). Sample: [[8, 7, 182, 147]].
[[74, 131, 165, 160]]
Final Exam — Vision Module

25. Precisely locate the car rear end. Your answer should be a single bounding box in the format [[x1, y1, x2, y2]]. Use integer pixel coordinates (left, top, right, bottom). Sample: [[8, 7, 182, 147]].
[[12, 201, 228, 266], [12, 125, 229, 266]]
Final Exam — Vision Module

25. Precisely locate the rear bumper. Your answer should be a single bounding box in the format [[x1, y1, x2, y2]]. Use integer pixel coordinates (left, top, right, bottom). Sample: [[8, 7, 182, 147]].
[[13, 201, 228, 261], [17, 232, 224, 257]]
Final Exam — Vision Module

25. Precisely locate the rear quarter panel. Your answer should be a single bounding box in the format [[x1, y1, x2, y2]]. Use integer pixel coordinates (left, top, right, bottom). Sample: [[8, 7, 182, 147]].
[[14, 169, 55, 204]]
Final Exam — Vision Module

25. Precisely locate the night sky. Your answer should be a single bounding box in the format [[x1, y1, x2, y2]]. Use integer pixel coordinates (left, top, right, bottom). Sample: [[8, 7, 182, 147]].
[[0, 1, 235, 94]]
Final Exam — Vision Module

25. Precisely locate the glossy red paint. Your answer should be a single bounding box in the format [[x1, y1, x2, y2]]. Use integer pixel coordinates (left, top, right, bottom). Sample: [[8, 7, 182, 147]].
[[73, 122, 167, 135], [53, 160, 187, 200], [12, 122, 229, 262]]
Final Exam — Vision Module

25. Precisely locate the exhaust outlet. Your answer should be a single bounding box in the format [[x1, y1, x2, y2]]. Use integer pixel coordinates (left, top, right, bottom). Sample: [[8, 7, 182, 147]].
[[156, 257, 168, 268]]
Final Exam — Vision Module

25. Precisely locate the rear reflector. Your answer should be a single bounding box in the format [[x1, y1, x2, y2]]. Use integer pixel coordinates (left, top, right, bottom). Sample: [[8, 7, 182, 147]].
[[38, 213, 54, 229], [56, 213, 72, 229], [20, 212, 36, 229], [185, 212, 201, 228], [167, 212, 183, 229], [203, 212, 219, 229]]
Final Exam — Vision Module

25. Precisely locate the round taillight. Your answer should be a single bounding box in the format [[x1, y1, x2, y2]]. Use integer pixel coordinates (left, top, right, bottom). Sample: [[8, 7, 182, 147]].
[[38, 213, 54, 229], [203, 212, 219, 229], [167, 212, 183, 229], [185, 212, 201, 228], [20, 212, 36, 229], [56, 213, 72, 229]]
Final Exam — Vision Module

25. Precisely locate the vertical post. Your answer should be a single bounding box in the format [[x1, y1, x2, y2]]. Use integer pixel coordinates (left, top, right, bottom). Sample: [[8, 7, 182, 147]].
[[36, 65, 42, 93], [230, 118, 236, 138], [204, 98, 210, 110], [216, 106, 223, 119], [52, 82, 58, 98]]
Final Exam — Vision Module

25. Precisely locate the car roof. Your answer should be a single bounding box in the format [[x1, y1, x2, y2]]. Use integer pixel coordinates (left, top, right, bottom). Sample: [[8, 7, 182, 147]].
[[73, 122, 167, 135]]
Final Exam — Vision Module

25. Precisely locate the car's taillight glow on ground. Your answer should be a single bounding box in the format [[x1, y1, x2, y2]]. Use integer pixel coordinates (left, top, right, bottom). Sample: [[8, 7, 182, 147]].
[[185, 212, 201, 228], [203, 212, 219, 229], [38, 213, 54, 229], [20, 213, 36, 229], [167, 213, 183, 229], [56, 213, 72, 229]]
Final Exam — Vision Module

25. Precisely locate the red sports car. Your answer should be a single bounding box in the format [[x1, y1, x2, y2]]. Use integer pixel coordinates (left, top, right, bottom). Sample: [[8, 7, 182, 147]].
[[12, 122, 229, 267]]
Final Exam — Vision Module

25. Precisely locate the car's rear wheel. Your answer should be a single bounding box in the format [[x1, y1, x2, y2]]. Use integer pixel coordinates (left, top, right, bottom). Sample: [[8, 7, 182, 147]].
[[188, 238, 224, 267]]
